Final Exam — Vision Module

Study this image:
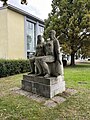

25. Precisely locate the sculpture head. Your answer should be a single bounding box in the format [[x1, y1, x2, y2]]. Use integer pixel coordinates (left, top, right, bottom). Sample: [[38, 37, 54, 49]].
[[49, 30, 56, 40], [37, 35, 43, 44]]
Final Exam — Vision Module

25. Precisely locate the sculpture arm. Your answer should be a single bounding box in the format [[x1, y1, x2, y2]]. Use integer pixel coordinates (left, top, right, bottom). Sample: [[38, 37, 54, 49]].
[[54, 40, 61, 64]]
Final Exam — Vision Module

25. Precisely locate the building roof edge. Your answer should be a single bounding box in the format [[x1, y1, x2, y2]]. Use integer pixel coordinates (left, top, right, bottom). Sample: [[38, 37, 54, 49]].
[[0, 4, 44, 24]]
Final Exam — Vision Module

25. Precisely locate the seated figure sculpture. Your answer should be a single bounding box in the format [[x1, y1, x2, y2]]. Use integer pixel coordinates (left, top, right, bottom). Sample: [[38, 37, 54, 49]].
[[35, 36, 45, 75], [29, 35, 45, 74], [22, 30, 65, 98], [39, 30, 63, 77], [29, 30, 63, 77]]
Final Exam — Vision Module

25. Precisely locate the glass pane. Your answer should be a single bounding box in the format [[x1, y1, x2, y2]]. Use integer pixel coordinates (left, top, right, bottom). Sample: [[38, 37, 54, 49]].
[[39, 26, 44, 35], [27, 21, 35, 52]]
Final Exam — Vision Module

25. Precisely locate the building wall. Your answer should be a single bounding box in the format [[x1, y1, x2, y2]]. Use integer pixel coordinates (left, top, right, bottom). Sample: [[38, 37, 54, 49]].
[[0, 7, 44, 59], [0, 9, 8, 59], [7, 9, 25, 59]]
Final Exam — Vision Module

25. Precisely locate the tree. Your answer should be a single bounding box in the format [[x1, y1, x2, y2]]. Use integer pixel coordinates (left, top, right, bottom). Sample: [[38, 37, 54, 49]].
[[44, 0, 90, 66], [80, 35, 90, 58], [21, 0, 28, 5], [0, 0, 27, 6], [0, 0, 8, 6]]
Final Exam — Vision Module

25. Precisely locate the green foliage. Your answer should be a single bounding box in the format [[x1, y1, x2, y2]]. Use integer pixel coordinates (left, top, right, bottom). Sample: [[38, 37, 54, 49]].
[[0, 0, 8, 6], [80, 35, 90, 57], [44, 0, 90, 65], [0, 59, 30, 77]]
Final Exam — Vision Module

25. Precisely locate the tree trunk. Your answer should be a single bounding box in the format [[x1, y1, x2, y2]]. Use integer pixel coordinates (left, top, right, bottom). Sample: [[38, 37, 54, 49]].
[[70, 52, 75, 66]]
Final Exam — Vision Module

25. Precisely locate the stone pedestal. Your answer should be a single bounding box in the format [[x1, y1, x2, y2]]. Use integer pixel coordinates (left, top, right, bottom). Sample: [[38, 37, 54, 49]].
[[21, 74, 65, 98]]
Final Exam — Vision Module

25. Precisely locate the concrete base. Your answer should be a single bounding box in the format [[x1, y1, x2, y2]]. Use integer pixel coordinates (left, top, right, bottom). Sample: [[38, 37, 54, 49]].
[[21, 74, 65, 98]]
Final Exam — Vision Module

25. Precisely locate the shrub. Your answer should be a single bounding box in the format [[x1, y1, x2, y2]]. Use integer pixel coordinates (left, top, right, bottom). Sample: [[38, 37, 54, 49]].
[[0, 59, 30, 77]]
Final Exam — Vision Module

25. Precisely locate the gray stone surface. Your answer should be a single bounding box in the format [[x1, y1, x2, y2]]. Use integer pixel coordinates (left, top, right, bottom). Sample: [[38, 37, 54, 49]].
[[44, 100, 57, 108], [29, 35, 44, 74], [40, 30, 64, 77], [10, 87, 47, 103], [29, 30, 64, 77], [22, 74, 65, 98], [44, 96, 66, 108], [10, 87, 77, 108], [52, 96, 66, 104], [66, 88, 77, 95]]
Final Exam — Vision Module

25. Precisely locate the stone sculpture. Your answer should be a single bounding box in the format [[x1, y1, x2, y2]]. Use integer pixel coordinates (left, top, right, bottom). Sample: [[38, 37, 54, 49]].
[[30, 30, 63, 77], [22, 30, 65, 98], [29, 35, 45, 74], [38, 30, 63, 77], [35, 35, 45, 75]]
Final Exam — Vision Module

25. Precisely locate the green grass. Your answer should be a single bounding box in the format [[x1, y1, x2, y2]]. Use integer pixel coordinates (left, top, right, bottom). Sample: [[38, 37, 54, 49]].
[[0, 63, 90, 120], [65, 63, 90, 89]]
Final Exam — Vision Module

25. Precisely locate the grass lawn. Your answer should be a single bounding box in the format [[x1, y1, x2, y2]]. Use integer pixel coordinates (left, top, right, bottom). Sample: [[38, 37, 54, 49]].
[[0, 63, 90, 120]]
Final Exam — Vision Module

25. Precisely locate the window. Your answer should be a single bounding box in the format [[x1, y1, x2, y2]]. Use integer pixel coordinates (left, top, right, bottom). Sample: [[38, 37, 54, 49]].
[[26, 20, 44, 58], [39, 25, 44, 35], [27, 21, 35, 52]]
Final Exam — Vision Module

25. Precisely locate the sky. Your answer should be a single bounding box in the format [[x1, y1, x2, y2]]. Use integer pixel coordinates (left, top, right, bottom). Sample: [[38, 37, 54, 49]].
[[0, 0, 52, 20], [28, 0, 52, 19]]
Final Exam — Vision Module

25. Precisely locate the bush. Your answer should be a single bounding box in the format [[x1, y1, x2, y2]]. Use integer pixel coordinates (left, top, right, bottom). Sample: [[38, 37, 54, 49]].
[[0, 59, 30, 77]]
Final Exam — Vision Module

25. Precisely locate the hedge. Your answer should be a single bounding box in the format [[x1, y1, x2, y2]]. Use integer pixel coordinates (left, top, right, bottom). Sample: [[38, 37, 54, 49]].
[[0, 59, 30, 77]]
